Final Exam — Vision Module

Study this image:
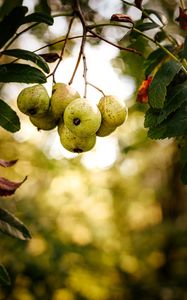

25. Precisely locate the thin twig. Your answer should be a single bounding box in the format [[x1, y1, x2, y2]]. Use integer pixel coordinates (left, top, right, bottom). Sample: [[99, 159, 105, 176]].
[[87, 28, 142, 55], [48, 16, 75, 82], [87, 82, 105, 96]]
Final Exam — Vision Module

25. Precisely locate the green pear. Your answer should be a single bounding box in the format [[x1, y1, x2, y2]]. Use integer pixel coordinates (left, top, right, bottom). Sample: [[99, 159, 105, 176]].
[[51, 83, 80, 119], [58, 123, 96, 153], [64, 98, 101, 137], [29, 110, 58, 131], [17, 84, 50, 116], [98, 95, 127, 127], [96, 120, 116, 137]]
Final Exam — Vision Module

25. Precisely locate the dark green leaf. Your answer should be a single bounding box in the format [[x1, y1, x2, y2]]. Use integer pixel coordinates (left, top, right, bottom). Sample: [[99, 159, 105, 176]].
[[23, 12, 53, 25], [158, 81, 187, 123], [148, 104, 187, 139], [0, 208, 31, 240], [144, 48, 167, 76], [0, 264, 11, 285], [2, 49, 50, 74], [0, 99, 20, 133], [180, 140, 187, 165], [0, 64, 46, 83], [35, 0, 51, 15], [182, 36, 187, 60], [148, 60, 181, 109], [143, 9, 165, 25], [0, 0, 23, 20], [144, 108, 160, 128], [0, 6, 28, 49], [137, 22, 159, 31]]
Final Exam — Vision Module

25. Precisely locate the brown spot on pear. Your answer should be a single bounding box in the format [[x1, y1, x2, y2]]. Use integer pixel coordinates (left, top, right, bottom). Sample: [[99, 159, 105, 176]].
[[98, 95, 127, 127], [58, 123, 96, 153], [64, 98, 101, 137], [51, 83, 80, 119], [17, 84, 50, 116]]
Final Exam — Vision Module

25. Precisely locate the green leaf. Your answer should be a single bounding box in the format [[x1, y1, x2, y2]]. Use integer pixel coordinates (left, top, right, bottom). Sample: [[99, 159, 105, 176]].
[[158, 81, 187, 124], [23, 12, 53, 25], [144, 46, 173, 76], [0, 264, 11, 285], [144, 81, 187, 130], [148, 104, 187, 139], [148, 60, 181, 109], [0, 99, 20, 133], [0, 208, 31, 240], [0, 6, 28, 49], [143, 9, 165, 25], [34, 0, 51, 15], [136, 22, 159, 31], [182, 36, 187, 60], [144, 108, 160, 128], [0, 0, 23, 20], [2, 49, 50, 74], [0, 64, 47, 83]]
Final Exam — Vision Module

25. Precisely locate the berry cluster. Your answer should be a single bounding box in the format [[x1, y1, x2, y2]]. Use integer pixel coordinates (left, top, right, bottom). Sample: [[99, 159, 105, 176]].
[[17, 83, 127, 153]]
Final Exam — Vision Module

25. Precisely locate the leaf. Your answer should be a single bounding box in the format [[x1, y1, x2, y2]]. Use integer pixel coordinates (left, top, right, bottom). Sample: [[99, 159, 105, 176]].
[[0, 208, 31, 240], [110, 14, 133, 24], [2, 49, 50, 74], [136, 22, 159, 31], [157, 81, 187, 124], [148, 60, 181, 109], [0, 64, 47, 83], [0, 6, 28, 49], [148, 104, 187, 139], [39, 52, 60, 63], [144, 108, 160, 128], [0, 159, 17, 168], [34, 0, 51, 15], [143, 9, 166, 25], [144, 46, 173, 76], [0, 264, 11, 285], [0, 99, 20, 133], [0, 0, 23, 20], [0, 176, 27, 196], [23, 12, 53, 25]]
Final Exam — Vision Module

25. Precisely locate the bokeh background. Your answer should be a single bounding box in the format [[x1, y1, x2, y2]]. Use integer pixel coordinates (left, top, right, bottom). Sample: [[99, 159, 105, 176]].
[[1, 0, 187, 299]]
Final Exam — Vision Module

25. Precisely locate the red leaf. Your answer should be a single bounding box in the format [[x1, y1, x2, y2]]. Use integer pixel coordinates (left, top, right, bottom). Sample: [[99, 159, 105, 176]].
[[0, 159, 17, 168], [39, 53, 60, 63], [137, 76, 152, 104], [0, 176, 27, 196], [176, 7, 187, 30], [110, 14, 133, 24]]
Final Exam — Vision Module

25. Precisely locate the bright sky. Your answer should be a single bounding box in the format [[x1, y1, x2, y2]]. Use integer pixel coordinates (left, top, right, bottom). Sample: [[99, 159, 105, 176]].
[[2, 0, 136, 169]]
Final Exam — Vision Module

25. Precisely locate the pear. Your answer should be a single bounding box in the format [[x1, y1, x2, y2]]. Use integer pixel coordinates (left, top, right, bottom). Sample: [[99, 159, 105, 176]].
[[96, 120, 116, 137], [51, 83, 80, 119], [58, 123, 96, 153], [17, 84, 50, 116], [29, 110, 58, 131], [64, 98, 101, 137], [98, 95, 127, 127]]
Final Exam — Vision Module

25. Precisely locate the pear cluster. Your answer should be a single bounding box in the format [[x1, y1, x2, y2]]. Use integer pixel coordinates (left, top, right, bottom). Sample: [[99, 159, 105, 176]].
[[17, 83, 127, 153]]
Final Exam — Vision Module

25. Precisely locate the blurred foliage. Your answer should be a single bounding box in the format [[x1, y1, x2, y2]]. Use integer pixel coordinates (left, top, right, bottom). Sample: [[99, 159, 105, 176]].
[[0, 0, 187, 299]]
